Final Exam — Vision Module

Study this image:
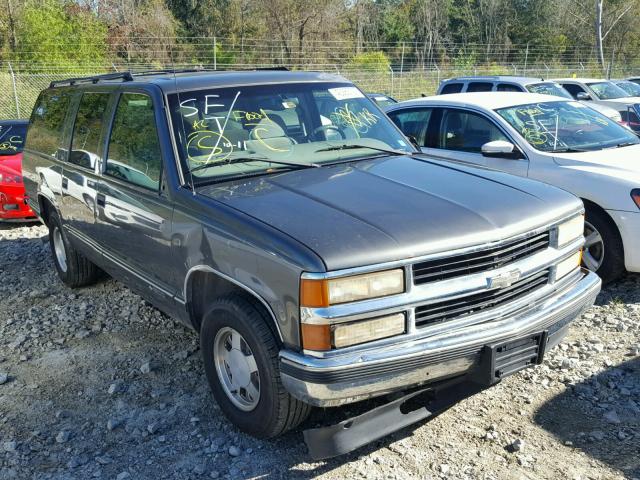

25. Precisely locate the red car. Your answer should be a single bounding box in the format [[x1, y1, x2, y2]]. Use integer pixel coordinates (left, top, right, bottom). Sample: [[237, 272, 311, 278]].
[[0, 119, 35, 221]]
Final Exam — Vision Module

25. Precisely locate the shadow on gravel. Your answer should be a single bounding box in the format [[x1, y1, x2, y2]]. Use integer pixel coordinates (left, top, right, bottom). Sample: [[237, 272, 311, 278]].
[[534, 357, 640, 478]]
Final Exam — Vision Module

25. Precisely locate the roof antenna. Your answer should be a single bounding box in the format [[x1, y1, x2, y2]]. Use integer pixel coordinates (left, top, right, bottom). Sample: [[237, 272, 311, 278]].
[[171, 53, 197, 196]]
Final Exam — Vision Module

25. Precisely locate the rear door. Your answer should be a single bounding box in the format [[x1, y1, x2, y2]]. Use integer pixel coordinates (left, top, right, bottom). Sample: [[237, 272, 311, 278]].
[[422, 107, 529, 176], [61, 90, 114, 248], [94, 89, 178, 308]]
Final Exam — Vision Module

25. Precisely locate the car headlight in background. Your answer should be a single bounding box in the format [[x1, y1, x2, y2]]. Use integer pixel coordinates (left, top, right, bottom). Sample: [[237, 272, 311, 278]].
[[556, 215, 584, 247], [553, 250, 582, 282], [301, 313, 406, 350], [631, 189, 640, 210], [300, 268, 405, 307]]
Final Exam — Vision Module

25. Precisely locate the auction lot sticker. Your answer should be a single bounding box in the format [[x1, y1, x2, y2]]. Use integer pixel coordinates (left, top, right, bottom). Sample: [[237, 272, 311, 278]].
[[329, 87, 365, 100]]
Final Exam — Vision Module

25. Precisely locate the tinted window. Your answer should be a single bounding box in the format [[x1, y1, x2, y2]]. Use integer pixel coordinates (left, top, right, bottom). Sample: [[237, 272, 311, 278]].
[[439, 109, 508, 152], [105, 93, 162, 190], [561, 84, 587, 99], [497, 83, 523, 92], [0, 123, 27, 156], [467, 82, 493, 92], [388, 108, 432, 146], [27, 90, 72, 156], [70, 93, 110, 169], [440, 83, 464, 94]]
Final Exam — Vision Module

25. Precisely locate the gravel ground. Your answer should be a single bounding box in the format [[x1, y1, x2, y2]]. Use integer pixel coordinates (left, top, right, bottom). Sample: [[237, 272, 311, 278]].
[[0, 222, 639, 480]]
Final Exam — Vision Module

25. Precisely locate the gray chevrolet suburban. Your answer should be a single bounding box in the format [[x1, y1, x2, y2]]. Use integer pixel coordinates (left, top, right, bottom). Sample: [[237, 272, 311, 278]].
[[21, 70, 600, 457]]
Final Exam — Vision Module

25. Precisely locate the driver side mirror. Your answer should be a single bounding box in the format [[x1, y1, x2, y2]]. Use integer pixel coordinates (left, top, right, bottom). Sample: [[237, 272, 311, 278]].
[[576, 92, 591, 101], [405, 135, 420, 149], [481, 140, 525, 159]]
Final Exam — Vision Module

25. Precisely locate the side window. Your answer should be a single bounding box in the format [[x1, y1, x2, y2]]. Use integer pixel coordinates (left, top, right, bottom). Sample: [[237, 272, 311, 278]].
[[70, 92, 111, 169], [105, 93, 162, 191], [440, 83, 464, 95], [27, 90, 72, 157], [467, 82, 493, 92], [497, 83, 523, 92], [387, 108, 432, 146], [439, 109, 508, 153], [562, 84, 586, 99]]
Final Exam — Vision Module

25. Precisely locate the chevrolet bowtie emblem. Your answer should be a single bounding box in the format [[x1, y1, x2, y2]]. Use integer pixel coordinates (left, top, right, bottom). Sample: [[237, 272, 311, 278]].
[[487, 269, 521, 289]]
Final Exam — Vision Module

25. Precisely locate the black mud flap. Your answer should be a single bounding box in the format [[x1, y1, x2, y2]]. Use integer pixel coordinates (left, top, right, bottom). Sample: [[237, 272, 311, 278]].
[[304, 377, 485, 460], [303, 330, 549, 460]]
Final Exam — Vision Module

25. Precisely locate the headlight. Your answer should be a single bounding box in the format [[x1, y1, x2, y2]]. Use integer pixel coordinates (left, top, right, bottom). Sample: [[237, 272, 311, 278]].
[[301, 313, 406, 350], [300, 269, 405, 307], [556, 215, 584, 247], [553, 250, 582, 282]]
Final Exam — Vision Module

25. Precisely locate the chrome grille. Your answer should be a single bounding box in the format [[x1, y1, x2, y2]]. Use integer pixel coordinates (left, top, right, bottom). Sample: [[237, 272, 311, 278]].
[[412, 231, 550, 285], [414, 270, 550, 328]]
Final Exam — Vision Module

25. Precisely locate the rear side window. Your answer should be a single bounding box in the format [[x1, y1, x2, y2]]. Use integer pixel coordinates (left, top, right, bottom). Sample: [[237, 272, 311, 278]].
[[105, 93, 162, 191], [387, 108, 432, 146], [70, 92, 111, 169], [440, 83, 464, 95], [27, 90, 72, 157], [439, 109, 508, 153], [497, 83, 522, 92], [467, 82, 493, 92]]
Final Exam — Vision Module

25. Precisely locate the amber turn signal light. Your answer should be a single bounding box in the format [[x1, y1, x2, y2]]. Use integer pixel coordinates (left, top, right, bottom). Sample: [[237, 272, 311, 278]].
[[300, 278, 330, 308], [300, 323, 331, 351], [631, 189, 640, 210]]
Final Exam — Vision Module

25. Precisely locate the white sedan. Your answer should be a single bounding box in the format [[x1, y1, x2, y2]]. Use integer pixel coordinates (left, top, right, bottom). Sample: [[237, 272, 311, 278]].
[[385, 92, 640, 282]]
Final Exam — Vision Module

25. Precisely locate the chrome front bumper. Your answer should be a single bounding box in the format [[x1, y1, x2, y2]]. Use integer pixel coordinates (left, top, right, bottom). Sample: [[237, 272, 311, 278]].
[[280, 270, 601, 407]]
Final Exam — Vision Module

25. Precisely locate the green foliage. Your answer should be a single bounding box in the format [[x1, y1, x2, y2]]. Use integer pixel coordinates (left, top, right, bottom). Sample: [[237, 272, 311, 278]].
[[347, 51, 391, 72], [15, 0, 108, 69]]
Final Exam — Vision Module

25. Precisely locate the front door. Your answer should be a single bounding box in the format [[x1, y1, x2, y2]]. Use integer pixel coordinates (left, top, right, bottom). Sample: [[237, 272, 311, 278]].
[[422, 108, 529, 177], [94, 90, 177, 309]]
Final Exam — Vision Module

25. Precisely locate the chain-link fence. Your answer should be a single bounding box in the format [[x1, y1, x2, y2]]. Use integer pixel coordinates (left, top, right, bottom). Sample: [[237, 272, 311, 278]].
[[2, 36, 639, 120]]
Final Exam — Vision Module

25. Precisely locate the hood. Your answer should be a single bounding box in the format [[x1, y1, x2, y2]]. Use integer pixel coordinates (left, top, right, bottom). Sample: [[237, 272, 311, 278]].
[[600, 96, 640, 106], [198, 156, 582, 271], [553, 143, 640, 180]]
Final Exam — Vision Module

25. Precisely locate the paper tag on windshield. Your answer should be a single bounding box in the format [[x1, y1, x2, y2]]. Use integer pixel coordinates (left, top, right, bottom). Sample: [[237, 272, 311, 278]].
[[328, 87, 365, 100]]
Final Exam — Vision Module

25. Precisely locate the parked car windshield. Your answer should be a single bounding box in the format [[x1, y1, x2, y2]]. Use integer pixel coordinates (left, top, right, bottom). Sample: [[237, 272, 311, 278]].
[[587, 82, 629, 100], [0, 123, 27, 156], [496, 101, 640, 152], [615, 80, 640, 97], [168, 82, 414, 182], [526, 82, 572, 99]]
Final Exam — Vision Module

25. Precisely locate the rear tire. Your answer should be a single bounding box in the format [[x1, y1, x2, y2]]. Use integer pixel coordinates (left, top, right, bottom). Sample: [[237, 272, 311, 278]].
[[583, 206, 625, 283], [200, 294, 311, 438], [47, 210, 101, 288]]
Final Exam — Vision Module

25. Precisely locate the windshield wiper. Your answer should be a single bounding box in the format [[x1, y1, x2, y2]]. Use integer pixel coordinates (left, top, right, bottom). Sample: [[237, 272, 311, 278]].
[[551, 147, 590, 153], [189, 156, 320, 174], [314, 144, 410, 156], [614, 141, 638, 148]]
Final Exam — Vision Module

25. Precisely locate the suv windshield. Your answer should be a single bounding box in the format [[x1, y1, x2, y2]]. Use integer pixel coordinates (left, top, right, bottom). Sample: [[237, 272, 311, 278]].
[[0, 123, 27, 156], [496, 101, 640, 152], [587, 82, 629, 100], [526, 82, 572, 99], [616, 80, 640, 97], [168, 82, 414, 182]]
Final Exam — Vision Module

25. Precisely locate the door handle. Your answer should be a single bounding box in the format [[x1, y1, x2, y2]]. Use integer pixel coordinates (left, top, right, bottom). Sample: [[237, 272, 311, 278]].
[[96, 193, 106, 207], [61, 177, 68, 190]]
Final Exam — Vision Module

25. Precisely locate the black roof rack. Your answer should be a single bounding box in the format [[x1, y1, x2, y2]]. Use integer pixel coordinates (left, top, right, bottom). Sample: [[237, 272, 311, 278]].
[[49, 71, 134, 88], [49, 66, 291, 88]]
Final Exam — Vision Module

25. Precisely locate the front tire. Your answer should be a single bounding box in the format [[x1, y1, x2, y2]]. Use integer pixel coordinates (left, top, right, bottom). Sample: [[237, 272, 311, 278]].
[[583, 206, 625, 283], [47, 210, 101, 288], [200, 294, 311, 438]]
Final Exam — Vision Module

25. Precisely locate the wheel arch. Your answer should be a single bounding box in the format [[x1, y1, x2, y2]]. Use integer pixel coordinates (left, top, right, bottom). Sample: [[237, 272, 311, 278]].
[[184, 266, 284, 343]]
